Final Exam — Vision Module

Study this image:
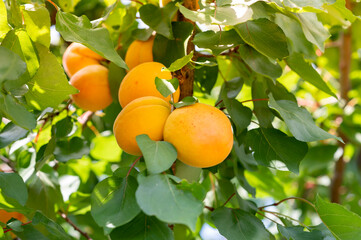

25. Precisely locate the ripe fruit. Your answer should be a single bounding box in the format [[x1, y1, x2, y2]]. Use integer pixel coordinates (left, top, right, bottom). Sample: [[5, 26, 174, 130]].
[[62, 42, 103, 77], [163, 103, 233, 168], [0, 209, 26, 224], [70, 65, 113, 112], [125, 36, 155, 70], [118, 62, 180, 108], [113, 96, 171, 155]]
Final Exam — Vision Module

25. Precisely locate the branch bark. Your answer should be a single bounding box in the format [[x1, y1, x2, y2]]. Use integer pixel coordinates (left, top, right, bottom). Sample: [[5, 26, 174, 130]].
[[330, 0, 352, 203]]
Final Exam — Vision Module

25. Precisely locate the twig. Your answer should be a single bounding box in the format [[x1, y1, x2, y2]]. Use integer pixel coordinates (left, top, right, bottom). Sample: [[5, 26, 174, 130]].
[[130, 0, 144, 5], [58, 211, 92, 240], [204, 206, 215, 211], [256, 211, 281, 226], [215, 99, 223, 107], [241, 98, 269, 104], [0, 155, 16, 172], [260, 209, 310, 230], [46, 0, 59, 11], [127, 156, 141, 178], [258, 197, 316, 211], [223, 193, 236, 206]]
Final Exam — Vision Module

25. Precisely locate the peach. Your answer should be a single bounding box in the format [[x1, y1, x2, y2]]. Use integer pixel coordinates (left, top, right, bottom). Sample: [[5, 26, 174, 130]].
[[118, 62, 180, 108], [163, 103, 233, 168], [70, 65, 112, 112], [125, 36, 155, 70], [0, 209, 26, 223], [113, 96, 171, 156], [62, 42, 103, 77]]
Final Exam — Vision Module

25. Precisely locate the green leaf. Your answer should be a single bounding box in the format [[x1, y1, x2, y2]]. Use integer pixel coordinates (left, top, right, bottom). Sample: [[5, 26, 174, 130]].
[[274, 13, 315, 59], [7, 220, 24, 232], [153, 21, 194, 67], [223, 98, 252, 134], [22, 4, 51, 48], [235, 18, 289, 60], [25, 44, 77, 110], [0, 46, 27, 83], [136, 134, 177, 175], [238, 45, 282, 79], [0, 93, 37, 130], [0, 122, 28, 148], [7, 0, 22, 27], [212, 207, 272, 240], [90, 135, 122, 162], [110, 212, 174, 240], [58, 0, 82, 12], [27, 172, 64, 220], [155, 77, 179, 98], [0, 172, 28, 206], [296, 12, 330, 52], [193, 29, 244, 55], [139, 3, 177, 39], [247, 128, 308, 173], [194, 62, 218, 94], [0, 1, 10, 40], [167, 51, 193, 72], [269, 94, 342, 142], [285, 53, 336, 98], [278, 225, 323, 240], [172, 96, 198, 108], [54, 137, 90, 162], [233, 142, 258, 172], [316, 195, 361, 240], [300, 145, 338, 176], [309, 223, 336, 240], [177, 3, 253, 25], [108, 62, 127, 103], [91, 176, 140, 229], [32, 211, 72, 240], [252, 78, 274, 128], [55, 11, 127, 69], [53, 117, 74, 139], [136, 174, 203, 231], [221, 77, 244, 99]]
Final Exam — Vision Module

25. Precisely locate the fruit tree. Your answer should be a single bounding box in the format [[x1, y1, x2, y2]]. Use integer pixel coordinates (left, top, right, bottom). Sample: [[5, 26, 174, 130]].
[[1, 0, 361, 239]]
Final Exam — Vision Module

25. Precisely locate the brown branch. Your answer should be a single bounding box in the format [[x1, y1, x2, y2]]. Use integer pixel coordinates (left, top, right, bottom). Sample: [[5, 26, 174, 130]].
[[223, 193, 236, 206], [204, 206, 215, 211], [330, 0, 352, 204], [258, 197, 316, 211], [58, 211, 92, 240], [126, 156, 141, 178], [46, 0, 59, 11]]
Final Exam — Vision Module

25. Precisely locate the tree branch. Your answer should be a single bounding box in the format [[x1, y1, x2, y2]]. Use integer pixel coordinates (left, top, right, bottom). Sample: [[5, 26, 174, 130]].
[[330, 0, 352, 204], [58, 211, 92, 240]]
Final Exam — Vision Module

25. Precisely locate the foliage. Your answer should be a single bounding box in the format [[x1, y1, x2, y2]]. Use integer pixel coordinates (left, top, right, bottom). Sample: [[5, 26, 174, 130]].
[[0, 0, 361, 239]]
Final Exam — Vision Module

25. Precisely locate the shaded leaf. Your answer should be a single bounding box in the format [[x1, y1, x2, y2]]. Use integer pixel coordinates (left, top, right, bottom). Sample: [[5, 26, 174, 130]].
[[0, 172, 28, 206], [54, 137, 90, 162], [0, 46, 27, 82], [32, 211, 71, 240], [0, 122, 28, 149], [278, 225, 323, 240]]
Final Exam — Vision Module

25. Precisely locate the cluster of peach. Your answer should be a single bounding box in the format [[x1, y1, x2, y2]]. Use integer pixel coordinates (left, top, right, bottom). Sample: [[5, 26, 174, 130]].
[[63, 37, 233, 168]]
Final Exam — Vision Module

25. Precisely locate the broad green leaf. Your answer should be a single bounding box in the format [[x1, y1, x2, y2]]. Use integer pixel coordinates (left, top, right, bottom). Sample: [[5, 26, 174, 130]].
[[139, 3, 177, 39], [282, 0, 335, 10], [108, 62, 127, 103], [269, 94, 342, 142], [0, 93, 37, 130], [0, 122, 28, 148], [13, 224, 49, 240], [178, 3, 253, 26], [194, 62, 218, 94], [172, 96, 198, 108], [0, 1, 10, 40], [22, 5, 51, 48], [52, 117, 74, 139], [235, 18, 289, 60], [167, 51, 193, 72], [25, 44, 77, 110], [53, 137, 90, 162], [0, 173, 28, 206], [300, 145, 338, 176], [58, 0, 82, 12], [252, 78, 274, 128], [104, 4, 137, 33], [7, 0, 22, 27], [2, 29, 39, 90], [193, 29, 244, 55], [91, 176, 140, 229], [309, 223, 336, 240], [175, 161, 202, 183], [247, 128, 308, 173], [136, 134, 177, 174], [221, 77, 244, 99], [0, 227, 3, 238], [7, 220, 24, 232], [274, 13, 315, 59], [0, 46, 27, 82], [110, 212, 174, 240], [322, 0, 358, 26], [278, 225, 323, 240], [155, 77, 179, 98], [153, 21, 194, 67], [212, 207, 272, 240], [238, 45, 282, 79], [223, 98, 252, 134], [316, 195, 361, 240], [27, 172, 64, 220], [35, 137, 56, 171], [285, 53, 336, 98], [55, 11, 127, 69], [136, 174, 203, 230], [233, 142, 258, 172], [90, 135, 122, 162], [32, 211, 72, 240], [296, 12, 330, 52]]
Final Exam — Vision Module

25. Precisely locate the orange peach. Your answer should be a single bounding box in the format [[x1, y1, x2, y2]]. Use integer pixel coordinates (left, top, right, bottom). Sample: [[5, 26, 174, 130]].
[[113, 96, 171, 155], [62, 43, 103, 77], [0, 209, 26, 224], [125, 36, 155, 70], [118, 62, 180, 108], [70, 65, 112, 112], [163, 103, 233, 168]]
